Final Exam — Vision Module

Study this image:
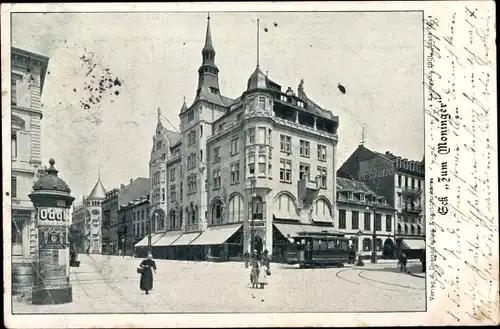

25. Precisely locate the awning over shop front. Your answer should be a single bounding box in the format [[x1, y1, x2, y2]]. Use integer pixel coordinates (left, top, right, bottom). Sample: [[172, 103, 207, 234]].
[[274, 223, 306, 241], [401, 239, 425, 249], [170, 232, 202, 246], [300, 225, 338, 234], [190, 224, 242, 246], [273, 209, 301, 221], [134, 233, 163, 247], [153, 230, 182, 247]]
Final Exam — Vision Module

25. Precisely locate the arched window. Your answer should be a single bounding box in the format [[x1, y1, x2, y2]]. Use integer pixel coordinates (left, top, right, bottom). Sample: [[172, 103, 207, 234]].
[[397, 223, 402, 233], [179, 210, 183, 229], [169, 209, 177, 230], [363, 238, 372, 251], [211, 199, 223, 225], [278, 194, 294, 213], [410, 224, 415, 235], [228, 194, 244, 223], [404, 224, 408, 234], [192, 205, 197, 224], [313, 198, 332, 222], [185, 206, 191, 224], [417, 224, 422, 235]]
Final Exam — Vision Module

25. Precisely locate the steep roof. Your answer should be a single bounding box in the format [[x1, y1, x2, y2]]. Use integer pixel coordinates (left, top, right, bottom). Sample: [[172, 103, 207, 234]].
[[190, 88, 235, 109], [165, 129, 182, 146], [297, 80, 337, 120], [117, 177, 150, 208], [87, 178, 106, 199], [336, 177, 394, 210]]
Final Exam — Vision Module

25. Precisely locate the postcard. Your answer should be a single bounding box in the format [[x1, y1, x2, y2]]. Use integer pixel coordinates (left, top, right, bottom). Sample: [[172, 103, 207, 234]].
[[2, 1, 497, 328]]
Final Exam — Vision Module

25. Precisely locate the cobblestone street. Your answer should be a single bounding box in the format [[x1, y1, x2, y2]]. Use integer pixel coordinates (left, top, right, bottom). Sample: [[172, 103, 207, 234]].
[[12, 254, 425, 313]]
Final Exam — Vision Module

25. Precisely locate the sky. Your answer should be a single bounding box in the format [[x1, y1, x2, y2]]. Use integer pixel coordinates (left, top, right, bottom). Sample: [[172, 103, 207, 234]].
[[12, 11, 424, 201]]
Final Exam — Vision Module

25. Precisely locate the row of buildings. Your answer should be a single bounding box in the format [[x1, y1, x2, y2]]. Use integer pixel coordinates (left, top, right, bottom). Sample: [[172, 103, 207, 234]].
[[69, 15, 425, 260], [11, 47, 50, 266]]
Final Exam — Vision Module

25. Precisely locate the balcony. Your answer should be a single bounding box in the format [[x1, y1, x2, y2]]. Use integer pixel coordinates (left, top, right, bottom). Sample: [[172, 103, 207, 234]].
[[403, 205, 422, 214], [298, 176, 319, 207], [401, 186, 422, 196]]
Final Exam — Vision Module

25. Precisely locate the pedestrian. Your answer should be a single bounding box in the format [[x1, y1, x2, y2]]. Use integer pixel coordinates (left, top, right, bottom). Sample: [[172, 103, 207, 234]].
[[244, 250, 250, 268], [250, 250, 259, 288], [138, 253, 157, 295], [420, 248, 426, 273], [398, 252, 407, 273]]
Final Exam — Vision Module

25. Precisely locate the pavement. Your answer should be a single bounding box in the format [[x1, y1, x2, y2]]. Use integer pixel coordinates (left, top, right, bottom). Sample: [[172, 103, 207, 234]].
[[12, 254, 426, 313]]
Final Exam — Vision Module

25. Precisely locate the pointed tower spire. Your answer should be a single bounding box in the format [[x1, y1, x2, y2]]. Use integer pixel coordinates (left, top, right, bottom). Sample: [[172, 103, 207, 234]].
[[180, 97, 188, 113], [257, 18, 260, 68], [157, 107, 161, 121], [204, 13, 213, 51], [196, 13, 220, 99]]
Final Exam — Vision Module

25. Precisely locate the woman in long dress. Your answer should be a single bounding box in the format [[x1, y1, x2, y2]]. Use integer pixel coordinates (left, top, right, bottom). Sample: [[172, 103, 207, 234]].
[[257, 250, 270, 289], [139, 253, 157, 294]]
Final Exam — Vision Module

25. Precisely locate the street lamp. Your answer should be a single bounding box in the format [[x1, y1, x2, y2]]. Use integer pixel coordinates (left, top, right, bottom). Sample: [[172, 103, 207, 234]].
[[250, 178, 256, 255], [367, 203, 378, 264]]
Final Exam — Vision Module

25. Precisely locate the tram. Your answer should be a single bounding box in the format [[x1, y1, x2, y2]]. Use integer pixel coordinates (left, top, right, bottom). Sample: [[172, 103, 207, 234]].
[[285, 231, 350, 268]]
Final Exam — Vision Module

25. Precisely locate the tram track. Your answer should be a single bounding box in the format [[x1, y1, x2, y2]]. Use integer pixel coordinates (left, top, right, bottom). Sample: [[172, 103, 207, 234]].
[[85, 255, 146, 312], [335, 269, 421, 294], [357, 270, 425, 291]]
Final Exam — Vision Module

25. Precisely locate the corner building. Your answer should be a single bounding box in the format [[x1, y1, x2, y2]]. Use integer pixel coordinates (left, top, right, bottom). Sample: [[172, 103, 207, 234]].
[[148, 16, 339, 261], [11, 47, 49, 263], [70, 176, 106, 254], [338, 145, 425, 257]]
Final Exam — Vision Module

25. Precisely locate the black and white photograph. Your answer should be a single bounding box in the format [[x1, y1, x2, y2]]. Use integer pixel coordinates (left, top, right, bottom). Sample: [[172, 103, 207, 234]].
[[2, 2, 498, 328]]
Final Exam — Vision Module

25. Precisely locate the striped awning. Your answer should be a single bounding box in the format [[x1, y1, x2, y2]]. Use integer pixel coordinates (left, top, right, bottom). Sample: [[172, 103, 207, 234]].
[[190, 224, 242, 246], [273, 223, 306, 241], [401, 239, 425, 249], [134, 233, 163, 247], [153, 231, 182, 247], [170, 232, 202, 246]]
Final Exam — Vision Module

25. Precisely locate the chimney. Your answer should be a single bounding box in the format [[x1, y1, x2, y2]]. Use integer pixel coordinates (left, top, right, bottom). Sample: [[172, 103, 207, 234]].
[[386, 151, 391, 156], [130, 178, 133, 185], [120, 184, 125, 189]]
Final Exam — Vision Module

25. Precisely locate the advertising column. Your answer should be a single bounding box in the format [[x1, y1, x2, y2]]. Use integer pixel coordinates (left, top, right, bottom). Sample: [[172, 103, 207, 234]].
[[28, 159, 75, 305], [33, 206, 72, 304]]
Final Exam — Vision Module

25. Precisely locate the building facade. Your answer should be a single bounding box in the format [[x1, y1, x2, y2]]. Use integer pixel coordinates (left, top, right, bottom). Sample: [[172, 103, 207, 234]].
[[118, 196, 150, 257], [101, 178, 150, 255], [140, 16, 340, 261], [70, 177, 106, 253], [336, 177, 396, 258], [11, 47, 49, 263], [149, 109, 182, 234], [337, 145, 425, 256]]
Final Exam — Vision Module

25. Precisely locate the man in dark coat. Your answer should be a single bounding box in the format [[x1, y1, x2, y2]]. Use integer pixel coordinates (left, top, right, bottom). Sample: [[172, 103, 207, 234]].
[[398, 252, 408, 273]]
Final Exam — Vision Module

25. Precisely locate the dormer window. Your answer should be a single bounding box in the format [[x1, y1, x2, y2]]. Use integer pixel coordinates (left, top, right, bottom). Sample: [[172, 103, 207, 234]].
[[359, 193, 365, 202], [336, 192, 340, 199], [382, 199, 387, 205], [347, 192, 353, 200], [209, 87, 219, 94], [297, 100, 304, 108]]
